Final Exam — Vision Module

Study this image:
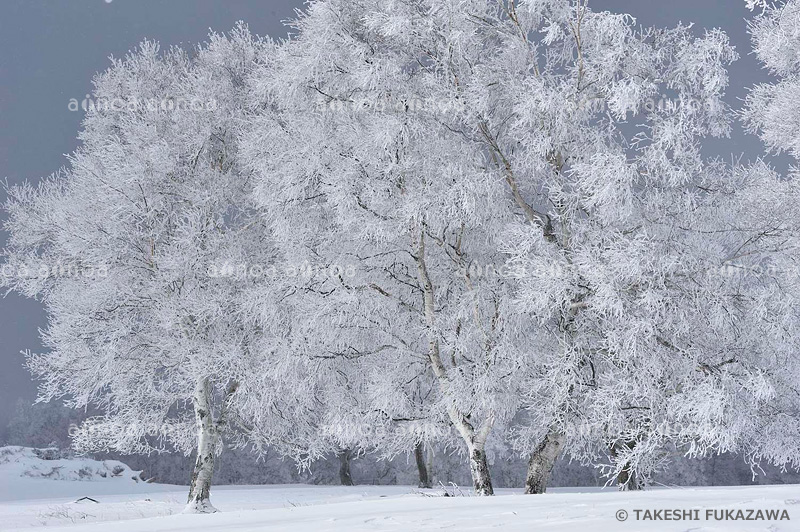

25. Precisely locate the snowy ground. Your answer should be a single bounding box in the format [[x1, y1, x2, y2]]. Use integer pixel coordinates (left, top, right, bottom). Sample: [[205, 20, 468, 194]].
[[1, 448, 799, 531]]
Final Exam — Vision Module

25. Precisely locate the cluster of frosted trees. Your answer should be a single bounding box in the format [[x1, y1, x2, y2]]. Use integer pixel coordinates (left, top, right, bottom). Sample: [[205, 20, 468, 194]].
[[3, 0, 800, 512]]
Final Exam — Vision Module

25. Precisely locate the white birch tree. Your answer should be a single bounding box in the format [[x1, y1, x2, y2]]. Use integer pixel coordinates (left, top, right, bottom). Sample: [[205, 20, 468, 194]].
[[241, 0, 548, 495], [2, 25, 295, 513], [244, 0, 795, 493]]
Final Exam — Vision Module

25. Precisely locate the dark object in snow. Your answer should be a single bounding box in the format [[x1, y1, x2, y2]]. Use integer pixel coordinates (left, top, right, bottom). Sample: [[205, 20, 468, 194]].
[[74, 497, 99, 504], [32, 448, 72, 461]]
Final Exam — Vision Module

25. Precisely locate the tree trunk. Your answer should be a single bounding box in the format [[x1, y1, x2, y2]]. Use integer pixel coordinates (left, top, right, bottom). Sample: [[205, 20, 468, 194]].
[[468, 445, 494, 496], [185, 377, 218, 513], [338, 448, 354, 486], [616, 462, 643, 491], [426, 444, 435, 485], [414, 230, 495, 496], [612, 440, 643, 491], [414, 442, 432, 488], [525, 429, 565, 494]]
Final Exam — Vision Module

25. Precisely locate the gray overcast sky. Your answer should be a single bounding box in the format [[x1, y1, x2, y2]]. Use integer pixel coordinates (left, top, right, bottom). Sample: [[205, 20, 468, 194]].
[[0, 0, 776, 429]]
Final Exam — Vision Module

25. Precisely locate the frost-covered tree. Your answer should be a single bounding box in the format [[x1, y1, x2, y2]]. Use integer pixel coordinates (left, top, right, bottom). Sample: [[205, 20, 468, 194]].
[[257, 0, 800, 495], [570, 0, 800, 487], [744, 0, 800, 164], [241, 0, 554, 495], [425, 0, 774, 493], [735, 0, 800, 471], [270, 0, 764, 492], [240, 0, 758, 495], [2, 26, 294, 513]]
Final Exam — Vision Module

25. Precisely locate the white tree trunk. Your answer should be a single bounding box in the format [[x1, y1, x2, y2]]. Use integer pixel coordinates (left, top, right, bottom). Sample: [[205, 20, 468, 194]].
[[185, 377, 219, 514], [468, 444, 493, 496], [525, 429, 565, 494], [415, 230, 495, 496]]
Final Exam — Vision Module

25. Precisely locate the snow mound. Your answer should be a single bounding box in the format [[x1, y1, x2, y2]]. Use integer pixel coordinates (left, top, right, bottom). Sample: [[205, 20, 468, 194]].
[[0, 446, 145, 483]]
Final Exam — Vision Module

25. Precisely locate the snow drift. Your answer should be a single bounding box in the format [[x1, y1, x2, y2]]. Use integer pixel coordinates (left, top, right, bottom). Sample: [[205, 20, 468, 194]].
[[0, 446, 145, 483]]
